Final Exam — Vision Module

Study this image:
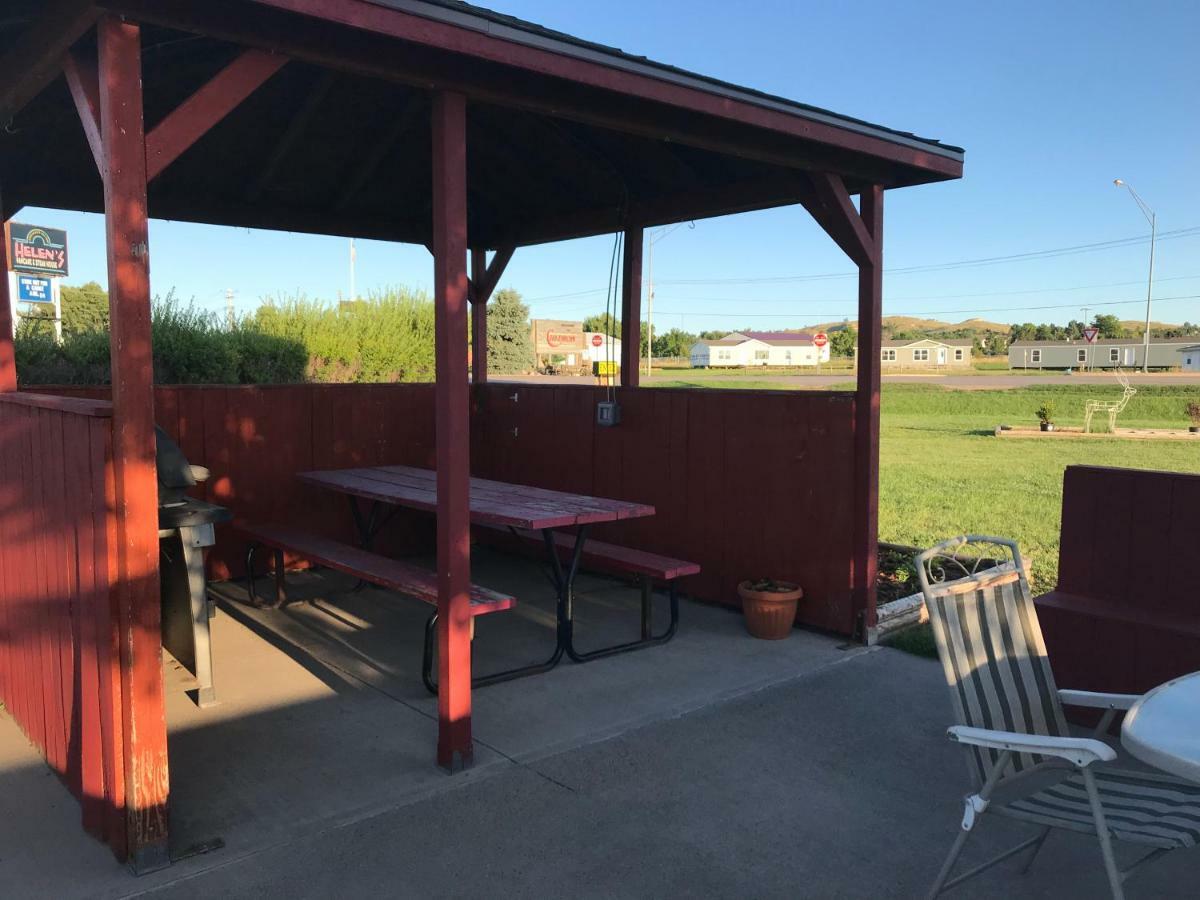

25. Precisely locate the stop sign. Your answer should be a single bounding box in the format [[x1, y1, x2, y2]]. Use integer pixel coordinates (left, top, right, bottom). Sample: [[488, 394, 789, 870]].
[[591, 334, 603, 347], [813, 332, 829, 349]]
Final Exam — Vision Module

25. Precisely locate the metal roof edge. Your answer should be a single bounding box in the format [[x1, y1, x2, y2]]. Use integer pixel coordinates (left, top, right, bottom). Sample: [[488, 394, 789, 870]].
[[362, 0, 965, 163]]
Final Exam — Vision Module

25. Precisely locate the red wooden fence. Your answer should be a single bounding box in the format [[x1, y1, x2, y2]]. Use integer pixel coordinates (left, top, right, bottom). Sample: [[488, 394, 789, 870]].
[[1038, 465, 1200, 695], [0, 393, 126, 856], [32, 382, 863, 634]]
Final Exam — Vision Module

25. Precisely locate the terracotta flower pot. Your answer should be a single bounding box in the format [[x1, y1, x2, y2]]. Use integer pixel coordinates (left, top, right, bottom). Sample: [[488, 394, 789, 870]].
[[739, 580, 804, 640]]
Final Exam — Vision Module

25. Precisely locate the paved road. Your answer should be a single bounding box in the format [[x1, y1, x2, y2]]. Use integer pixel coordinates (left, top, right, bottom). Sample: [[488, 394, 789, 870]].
[[498, 372, 1200, 391]]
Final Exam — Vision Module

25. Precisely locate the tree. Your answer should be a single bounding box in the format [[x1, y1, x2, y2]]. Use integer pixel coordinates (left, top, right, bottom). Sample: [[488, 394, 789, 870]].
[[582, 311, 620, 337], [652, 327, 697, 359], [829, 326, 857, 358], [488, 288, 533, 374], [1092, 314, 1123, 339], [60, 281, 110, 335]]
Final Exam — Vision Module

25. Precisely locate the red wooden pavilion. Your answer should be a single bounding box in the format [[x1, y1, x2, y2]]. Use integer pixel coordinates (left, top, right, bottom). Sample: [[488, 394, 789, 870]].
[[0, 0, 962, 870]]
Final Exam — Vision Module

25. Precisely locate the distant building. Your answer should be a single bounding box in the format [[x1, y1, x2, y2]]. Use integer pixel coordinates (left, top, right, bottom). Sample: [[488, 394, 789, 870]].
[[1008, 336, 1195, 370], [582, 333, 621, 366], [688, 331, 830, 368], [1180, 344, 1200, 372], [873, 338, 973, 369]]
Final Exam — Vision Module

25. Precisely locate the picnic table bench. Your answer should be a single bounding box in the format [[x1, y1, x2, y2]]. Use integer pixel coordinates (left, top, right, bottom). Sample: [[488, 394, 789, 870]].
[[237, 522, 516, 692], [296, 465, 698, 685], [503, 528, 699, 658]]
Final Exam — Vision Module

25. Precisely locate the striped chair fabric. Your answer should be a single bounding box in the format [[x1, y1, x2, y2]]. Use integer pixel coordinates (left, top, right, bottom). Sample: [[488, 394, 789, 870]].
[[922, 542, 1200, 850], [923, 565, 1069, 780], [1005, 768, 1200, 849]]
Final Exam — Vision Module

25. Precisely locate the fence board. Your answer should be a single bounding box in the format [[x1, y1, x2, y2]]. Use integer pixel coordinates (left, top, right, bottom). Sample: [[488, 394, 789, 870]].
[[0, 396, 123, 856]]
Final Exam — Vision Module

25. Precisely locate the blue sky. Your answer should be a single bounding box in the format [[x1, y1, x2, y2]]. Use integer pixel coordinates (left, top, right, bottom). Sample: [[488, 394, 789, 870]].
[[21, 0, 1200, 330]]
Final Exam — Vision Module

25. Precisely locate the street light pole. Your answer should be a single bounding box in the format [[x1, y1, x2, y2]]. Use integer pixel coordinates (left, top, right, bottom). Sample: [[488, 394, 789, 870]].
[[645, 221, 693, 377], [1113, 179, 1156, 373]]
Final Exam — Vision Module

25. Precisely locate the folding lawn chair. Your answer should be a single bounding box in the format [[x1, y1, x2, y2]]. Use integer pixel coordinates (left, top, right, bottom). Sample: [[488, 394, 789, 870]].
[[915, 535, 1200, 899]]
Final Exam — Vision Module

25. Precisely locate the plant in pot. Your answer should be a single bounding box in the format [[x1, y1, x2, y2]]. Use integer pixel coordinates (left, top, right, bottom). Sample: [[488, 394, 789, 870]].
[[738, 578, 804, 640], [1187, 400, 1200, 434], [1036, 401, 1056, 432]]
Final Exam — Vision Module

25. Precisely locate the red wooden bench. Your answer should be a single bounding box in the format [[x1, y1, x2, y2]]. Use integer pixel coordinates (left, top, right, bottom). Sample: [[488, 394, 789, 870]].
[[236, 523, 516, 692], [1036, 466, 1200, 699], [504, 528, 700, 659]]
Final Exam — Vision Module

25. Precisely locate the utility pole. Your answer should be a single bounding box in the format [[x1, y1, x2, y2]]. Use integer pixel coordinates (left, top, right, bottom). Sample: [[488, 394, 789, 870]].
[[646, 236, 653, 377], [349, 238, 357, 302], [225, 288, 235, 330], [1082, 306, 1090, 371], [1113, 180, 1156, 373]]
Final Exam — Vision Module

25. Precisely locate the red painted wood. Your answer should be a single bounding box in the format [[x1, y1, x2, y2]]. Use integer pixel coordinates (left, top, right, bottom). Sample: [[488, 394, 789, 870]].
[[98, 16, 170, 866], [0, 397, 126, 855], [432, 90, 474, 770], [853, 185, 883, 634], [0, 0, 99, 124], [620, 227, 642, 386], [0, 392, 113, 416], [236, 523, 516, 613], [470, 249, 487, 385], [805, 172, 875, 268], [145, 50, 288, 182], [63, 51, 105, 177], [250, 0, 962, 179], [1038, 466, 1200, 702], [98, 422, 128, 858], [0, 215, 16, 392], [529, 531, 699, 581]]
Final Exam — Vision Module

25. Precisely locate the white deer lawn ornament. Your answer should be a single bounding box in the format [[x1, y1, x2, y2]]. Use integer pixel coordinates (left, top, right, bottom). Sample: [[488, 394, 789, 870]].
[[1083, 370, 1137, 433]]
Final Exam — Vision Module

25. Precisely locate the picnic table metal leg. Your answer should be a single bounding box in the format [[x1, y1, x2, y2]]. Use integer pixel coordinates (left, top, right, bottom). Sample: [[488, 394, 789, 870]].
[[558, 529, 680, 662]]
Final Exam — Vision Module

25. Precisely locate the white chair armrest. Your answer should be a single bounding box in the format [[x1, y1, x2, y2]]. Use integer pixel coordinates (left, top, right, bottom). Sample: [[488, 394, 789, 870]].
[[948, 726, 1116, 767], [1058, 689, 1140, 711]]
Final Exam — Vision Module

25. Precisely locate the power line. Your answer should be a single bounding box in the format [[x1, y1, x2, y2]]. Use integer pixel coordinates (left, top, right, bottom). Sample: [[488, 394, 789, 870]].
[[651, 293, 1200, 320], [657, 226, 1200, 286], [527, 226, 1200, 302], [653, 273, 1200, 306]]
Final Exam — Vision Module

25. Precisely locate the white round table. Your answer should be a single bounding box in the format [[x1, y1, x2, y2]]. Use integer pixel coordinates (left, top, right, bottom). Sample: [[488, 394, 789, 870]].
[[1122, 671, 1200, 783]]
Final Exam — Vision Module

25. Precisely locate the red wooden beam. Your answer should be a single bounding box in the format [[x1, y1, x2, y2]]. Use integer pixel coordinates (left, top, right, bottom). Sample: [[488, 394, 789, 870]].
[[432, 90, 474, 771], [63, 51, 105, 178], [470, 249, 487, 385], [96, 1, 961, 186], [239, 0, 961, 178], [852, 184, 884, 639], [146, 49, 287, 183], [0, 0, 100, 124], [467, 245, 514, 385], [472, 246, 514, 306], [620, 227, 643, 387], [0, 210, 15, 392], [97, 16, 171, 871], [802, 172, 874, 268]]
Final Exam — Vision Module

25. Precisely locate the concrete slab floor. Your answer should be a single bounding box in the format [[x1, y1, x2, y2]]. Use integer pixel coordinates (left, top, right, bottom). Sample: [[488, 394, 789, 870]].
[[1, 548, 1196, 897], [0, 547, 863, 898]]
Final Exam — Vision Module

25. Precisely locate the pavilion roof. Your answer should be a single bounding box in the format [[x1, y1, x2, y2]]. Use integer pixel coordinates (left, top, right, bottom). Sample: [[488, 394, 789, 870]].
[[0, 1, 965, 249]]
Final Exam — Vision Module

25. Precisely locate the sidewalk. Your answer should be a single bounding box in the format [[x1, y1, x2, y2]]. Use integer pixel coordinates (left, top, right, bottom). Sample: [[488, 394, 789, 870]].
[[5, 643, 1196, 898]]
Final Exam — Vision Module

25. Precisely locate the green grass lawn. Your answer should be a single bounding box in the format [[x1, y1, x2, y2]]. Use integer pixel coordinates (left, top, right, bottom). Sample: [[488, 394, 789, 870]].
[[880, 384, 1200, 593]]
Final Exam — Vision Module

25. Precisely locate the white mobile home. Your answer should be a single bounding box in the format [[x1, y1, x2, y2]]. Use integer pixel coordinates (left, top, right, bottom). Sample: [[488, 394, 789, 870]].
[[1009, 336, 1196, 370], [1179, 345, 1200, 372], [689, 331, 829, 368]]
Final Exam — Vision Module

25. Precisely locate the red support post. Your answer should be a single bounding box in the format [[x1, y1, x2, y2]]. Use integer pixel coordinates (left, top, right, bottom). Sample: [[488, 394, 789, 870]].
[[620, 226, 643, 387], [97, 16, 170, 871], [853, 185, 884, 640], [0, 207, 15, 392], [432, 90, 474, 770], [470, 249, 487, 385]]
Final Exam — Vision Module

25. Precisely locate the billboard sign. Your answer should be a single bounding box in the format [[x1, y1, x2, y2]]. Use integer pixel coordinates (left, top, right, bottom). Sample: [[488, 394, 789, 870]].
[[532, 319, 585, 354], [16, 274, 53, 304], [7, 222, 69, 276]]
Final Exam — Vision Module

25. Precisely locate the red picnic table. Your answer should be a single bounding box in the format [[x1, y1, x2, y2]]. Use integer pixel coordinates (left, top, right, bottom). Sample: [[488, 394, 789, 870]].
[[296, 464, 667, 687]]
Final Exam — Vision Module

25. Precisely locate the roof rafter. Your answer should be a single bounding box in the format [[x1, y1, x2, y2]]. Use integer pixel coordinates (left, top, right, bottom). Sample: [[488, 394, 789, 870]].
[[0, 0, 99, 124]]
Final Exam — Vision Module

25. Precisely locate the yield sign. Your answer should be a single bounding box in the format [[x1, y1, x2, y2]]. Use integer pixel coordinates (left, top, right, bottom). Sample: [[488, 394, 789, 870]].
[[1083, 327, 1099, 344]]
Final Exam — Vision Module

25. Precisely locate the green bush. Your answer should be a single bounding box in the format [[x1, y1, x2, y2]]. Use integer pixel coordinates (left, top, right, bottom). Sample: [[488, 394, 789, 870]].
[[12, 288, 439, 386]]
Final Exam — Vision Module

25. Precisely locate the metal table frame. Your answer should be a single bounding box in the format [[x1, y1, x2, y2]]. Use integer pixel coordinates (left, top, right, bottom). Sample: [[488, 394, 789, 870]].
[[331, 483, 675, 692]]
